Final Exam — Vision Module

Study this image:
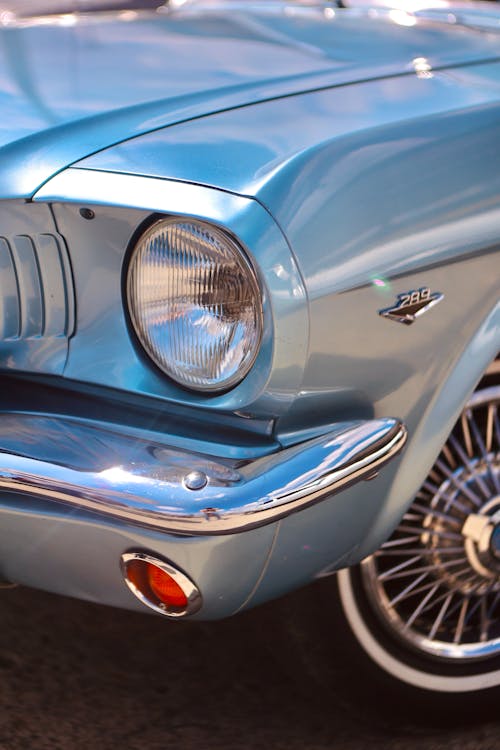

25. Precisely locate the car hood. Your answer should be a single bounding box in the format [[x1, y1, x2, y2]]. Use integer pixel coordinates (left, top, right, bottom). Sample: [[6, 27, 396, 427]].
[[1, 1, 500, 198]]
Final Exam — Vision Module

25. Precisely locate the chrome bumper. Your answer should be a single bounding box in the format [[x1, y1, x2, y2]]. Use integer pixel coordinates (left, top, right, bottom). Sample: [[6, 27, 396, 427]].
[[0, 413, 406, 535]]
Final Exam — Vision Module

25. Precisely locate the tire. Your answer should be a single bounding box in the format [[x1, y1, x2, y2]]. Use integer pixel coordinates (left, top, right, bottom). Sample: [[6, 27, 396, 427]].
[[337, 358, 500, 702]]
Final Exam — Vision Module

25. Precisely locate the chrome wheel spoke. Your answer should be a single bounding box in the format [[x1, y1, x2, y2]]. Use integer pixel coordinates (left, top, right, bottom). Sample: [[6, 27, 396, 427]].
[[494, 410, 500, 450], [381, 534, 421, 547], [393, 524, 462, 540], [480, 597, 489, 642], [466, 406, 500, 494], [453, 598, 469, 644], [410, 503, 463, 528], [378, 554, 423, 581], [404, 583, 441, 630], [375, 546, 466, 557], [388, 572, 430, 607], [428, 592, 454, 640], [435, 458, 483, 508], [487, 590, 500, 619], [380, 558, 468, 583]]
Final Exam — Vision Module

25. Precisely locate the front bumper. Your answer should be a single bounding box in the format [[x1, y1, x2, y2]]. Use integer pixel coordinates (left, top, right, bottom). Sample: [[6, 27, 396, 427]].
[[0, 413, 406, 535], [0, 410, 406, 618]]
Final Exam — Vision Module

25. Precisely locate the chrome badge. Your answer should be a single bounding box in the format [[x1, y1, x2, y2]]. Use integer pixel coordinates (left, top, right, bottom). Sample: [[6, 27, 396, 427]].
[[379, 287, 443, 325]]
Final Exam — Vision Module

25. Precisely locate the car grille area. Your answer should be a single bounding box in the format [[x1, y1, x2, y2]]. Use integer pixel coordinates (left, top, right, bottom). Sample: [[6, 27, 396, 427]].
[[0, 202, 74, 375]]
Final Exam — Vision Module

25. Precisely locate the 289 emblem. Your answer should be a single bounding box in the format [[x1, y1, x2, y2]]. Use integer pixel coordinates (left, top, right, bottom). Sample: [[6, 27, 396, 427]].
[[379, 287, 443, 325]]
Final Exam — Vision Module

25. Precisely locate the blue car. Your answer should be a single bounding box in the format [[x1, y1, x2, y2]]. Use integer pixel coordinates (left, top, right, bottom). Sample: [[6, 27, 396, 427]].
[[0, 0, 499, 700]]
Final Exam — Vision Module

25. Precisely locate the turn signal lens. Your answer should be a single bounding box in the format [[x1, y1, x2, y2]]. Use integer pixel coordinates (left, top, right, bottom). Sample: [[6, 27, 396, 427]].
[[127, 217, 263, 392], [147, 563, 188, 609], [121, 552, 202, 618]]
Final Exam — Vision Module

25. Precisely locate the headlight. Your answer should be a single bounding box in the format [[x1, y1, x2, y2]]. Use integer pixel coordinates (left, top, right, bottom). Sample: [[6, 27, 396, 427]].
[[127, 217, 263, 392]]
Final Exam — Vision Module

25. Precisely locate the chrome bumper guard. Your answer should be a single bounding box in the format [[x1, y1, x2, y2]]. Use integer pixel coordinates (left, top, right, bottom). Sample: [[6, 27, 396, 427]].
[[0, 414, 406, 535]]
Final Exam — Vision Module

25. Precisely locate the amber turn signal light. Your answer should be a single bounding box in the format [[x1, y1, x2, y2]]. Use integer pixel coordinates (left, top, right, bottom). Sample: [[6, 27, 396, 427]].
[[147, 563, 188, 608], [121, 551, 202, 618]]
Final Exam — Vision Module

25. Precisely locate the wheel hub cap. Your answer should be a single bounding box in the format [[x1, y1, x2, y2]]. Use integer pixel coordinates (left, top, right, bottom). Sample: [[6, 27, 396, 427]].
[[491, 524, 500, 560], [462, 502, 500, 582]]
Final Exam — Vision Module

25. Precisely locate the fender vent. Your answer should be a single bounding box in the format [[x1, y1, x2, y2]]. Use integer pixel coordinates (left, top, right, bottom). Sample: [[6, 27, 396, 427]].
[[0, 233, 74, 341]]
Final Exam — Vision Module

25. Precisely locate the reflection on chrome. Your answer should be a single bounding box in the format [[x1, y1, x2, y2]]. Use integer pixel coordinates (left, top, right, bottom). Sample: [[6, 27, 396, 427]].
[[0, 413, 406, 535], [388, 9, 417, 26], [412, 56, 433, 78]]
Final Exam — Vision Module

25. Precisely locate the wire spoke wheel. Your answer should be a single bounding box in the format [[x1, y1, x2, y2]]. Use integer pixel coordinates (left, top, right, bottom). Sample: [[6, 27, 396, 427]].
[[337, 361, 500, 695], [361, 386, 500, 662]]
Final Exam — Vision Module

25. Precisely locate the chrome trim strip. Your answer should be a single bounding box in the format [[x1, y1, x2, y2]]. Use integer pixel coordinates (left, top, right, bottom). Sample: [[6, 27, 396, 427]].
[[0, 413, 407, 535]]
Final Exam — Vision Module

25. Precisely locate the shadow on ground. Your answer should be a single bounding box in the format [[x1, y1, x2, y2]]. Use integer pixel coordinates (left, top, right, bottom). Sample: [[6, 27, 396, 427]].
[[0, 582, 498, 750]]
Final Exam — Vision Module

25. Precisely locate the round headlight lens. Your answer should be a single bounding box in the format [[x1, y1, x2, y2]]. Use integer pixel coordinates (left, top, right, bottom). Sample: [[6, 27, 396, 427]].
[[127, 218, 263, 392]]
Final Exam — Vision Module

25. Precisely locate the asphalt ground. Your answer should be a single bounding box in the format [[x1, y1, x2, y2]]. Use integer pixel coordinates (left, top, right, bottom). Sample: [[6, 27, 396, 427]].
[[0, 580, 499, 750]]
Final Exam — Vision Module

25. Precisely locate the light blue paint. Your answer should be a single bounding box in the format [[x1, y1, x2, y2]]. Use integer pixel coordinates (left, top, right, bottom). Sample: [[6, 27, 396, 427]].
[[2, 3, 500, 197], [0, 1, 499, 617]]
